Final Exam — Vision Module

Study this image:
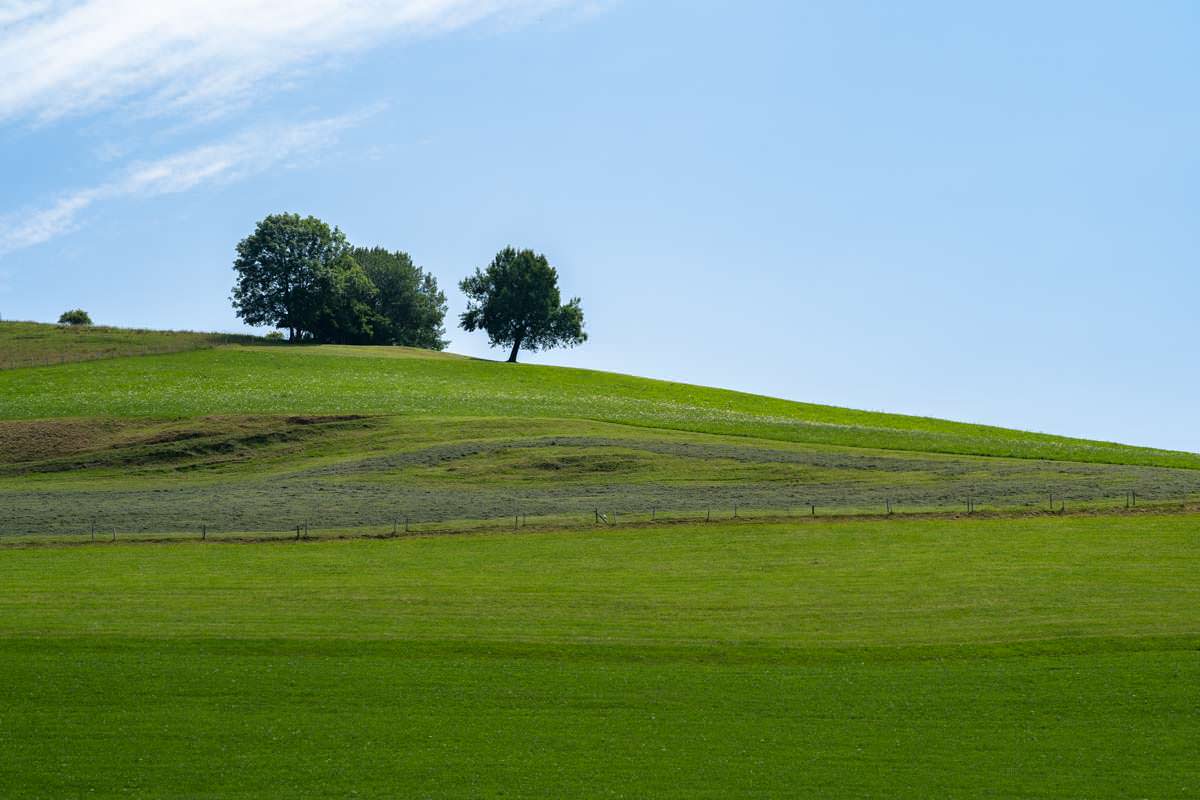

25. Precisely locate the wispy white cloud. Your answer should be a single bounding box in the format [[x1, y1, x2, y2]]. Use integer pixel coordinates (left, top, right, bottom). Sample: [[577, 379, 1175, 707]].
[[0, 0, 582, 123], [0, 111, 365, 255], [0, 1, 52, 27], [0, 1, 601, 257]]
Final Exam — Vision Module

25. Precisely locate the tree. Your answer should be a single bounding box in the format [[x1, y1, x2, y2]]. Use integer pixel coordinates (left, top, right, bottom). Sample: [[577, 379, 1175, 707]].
[[230, 214, 354, 341], [459, 247, 586, 363], [307, 253, 379, 345], [58, 309, 92, 326], [351, 247, 448, 349]]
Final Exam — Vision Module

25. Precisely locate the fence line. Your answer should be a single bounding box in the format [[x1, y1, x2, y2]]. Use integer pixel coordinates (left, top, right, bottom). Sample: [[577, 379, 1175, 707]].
[[3, 489, 1199, 546]]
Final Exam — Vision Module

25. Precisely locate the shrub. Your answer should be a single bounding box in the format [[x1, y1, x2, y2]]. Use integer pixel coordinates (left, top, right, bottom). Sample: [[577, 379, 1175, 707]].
[[264, 330, 284, 342], [58, 309, 93, 326]]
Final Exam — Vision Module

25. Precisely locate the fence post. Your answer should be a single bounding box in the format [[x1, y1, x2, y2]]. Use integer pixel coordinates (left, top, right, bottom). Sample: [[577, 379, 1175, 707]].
[[202, 524, 206, 541], [706, 508, 710, 522]]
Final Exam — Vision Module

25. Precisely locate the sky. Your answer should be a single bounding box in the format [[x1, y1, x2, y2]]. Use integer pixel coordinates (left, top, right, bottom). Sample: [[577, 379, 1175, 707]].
[[1, 0, 1198, 452]]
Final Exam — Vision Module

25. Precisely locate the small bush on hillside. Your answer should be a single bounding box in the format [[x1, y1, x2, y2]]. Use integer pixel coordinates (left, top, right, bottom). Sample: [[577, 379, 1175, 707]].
[[58, 309, 92, 326], [264, 330, 284, 342]]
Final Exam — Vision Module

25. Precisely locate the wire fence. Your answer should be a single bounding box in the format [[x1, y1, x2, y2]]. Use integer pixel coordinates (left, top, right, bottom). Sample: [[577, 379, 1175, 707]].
[[3, 487, 1197, 546]]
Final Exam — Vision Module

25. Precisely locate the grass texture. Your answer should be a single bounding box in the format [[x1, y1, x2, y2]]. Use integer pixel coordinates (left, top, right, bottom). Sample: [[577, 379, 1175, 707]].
[[2, 339, 1199, 469], [0, 320, 260, 369], [0, 514, 1196, 798], [2, 414, 1198, 537]]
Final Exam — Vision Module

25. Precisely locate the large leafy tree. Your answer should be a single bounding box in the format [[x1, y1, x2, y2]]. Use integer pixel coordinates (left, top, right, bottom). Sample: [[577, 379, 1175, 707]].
[[231, 213, 358, 341], [459, 247, 586, 363], [352, 247, 448, 349], [308, 254, 379, 345]]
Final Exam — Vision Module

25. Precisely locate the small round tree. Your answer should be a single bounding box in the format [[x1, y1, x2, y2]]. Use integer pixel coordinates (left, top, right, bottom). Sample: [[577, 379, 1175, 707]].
[[459, 247, 586, 363], [58, 309, 92, 326]]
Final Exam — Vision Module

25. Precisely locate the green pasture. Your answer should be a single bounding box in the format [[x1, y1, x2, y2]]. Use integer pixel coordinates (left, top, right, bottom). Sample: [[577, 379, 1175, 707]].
[[2, 323, 1198, 797], [3, 333, 1200, 468], [0, 320, 260, 369], [0, 514, 1196, 798], [3, 414, 1197, 536]]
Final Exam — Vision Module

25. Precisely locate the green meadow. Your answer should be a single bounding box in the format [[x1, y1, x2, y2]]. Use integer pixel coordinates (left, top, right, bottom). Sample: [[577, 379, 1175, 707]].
[[1, 515, 1197, 798], [0, 319, 258, 369], [3, 327, 1200, 469], [1, 322, 1198, 797], [3, 324, 1200, 537]]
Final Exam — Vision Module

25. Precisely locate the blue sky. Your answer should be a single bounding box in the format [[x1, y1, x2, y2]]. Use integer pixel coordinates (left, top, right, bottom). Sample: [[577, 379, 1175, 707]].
[[1, 1, 1197, 452]]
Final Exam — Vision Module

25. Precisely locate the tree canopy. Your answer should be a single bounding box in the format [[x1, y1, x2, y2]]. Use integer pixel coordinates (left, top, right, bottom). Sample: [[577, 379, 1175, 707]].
[[352, 247, 448, 350], [459, 247, 586, 362], [230, 215, 447, 348], [58, 309, 92, 326], [231, 213, 359, 342]]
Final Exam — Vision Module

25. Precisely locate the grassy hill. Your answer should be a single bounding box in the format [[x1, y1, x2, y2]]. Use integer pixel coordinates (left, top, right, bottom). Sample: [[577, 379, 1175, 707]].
[[5, 336, 1199, 468], [5, 318, 1193, 539], [2, 321, 1197, 797], [0, 319, 259, 369], [3, 320, 1199, 537]]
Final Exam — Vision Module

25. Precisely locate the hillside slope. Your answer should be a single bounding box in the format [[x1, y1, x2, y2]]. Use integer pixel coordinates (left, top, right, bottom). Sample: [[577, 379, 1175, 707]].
[[3, 323, 1199, 536], [0, 320, 259, 369], [2, 334, 1197, 468]]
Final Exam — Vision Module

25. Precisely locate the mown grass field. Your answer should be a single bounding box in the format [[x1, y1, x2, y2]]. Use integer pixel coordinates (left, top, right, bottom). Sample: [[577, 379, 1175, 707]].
[[3, 412, 1200, 537], [0, 320, 260, 369], [3, 323, 1199, 536], [3, 322, 1199, 469], [2, 321, 1197, 797], [1, 515, 1197, 798]]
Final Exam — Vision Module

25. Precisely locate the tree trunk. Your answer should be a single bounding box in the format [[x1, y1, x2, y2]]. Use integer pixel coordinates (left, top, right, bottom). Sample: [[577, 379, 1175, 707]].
[[506, 335, 523, 363]]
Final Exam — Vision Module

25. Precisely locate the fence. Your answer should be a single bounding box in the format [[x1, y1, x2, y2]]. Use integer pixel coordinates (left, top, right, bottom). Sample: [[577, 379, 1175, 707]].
[[3, 487, 1197, 546]]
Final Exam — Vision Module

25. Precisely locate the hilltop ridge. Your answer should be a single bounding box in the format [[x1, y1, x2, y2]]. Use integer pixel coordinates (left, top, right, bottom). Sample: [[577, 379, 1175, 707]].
[[1, 320, 1196, 469]]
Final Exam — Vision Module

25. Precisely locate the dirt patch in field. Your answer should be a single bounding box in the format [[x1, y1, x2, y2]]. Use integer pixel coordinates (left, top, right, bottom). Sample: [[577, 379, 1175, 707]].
[[0, 419, 133, 462], [0, 415, 376, 473]]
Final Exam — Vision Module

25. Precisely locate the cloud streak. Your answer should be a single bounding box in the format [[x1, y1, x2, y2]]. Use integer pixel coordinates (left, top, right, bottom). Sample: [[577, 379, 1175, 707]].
[[0, 1, 597, 256], [0, 112, 365, 255], [0, 0, 579, 123]]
